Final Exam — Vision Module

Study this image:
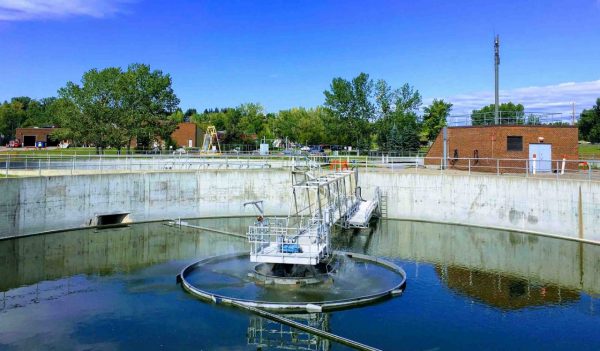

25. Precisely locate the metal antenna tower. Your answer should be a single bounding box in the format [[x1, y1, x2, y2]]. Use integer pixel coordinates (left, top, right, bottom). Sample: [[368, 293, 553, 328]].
[[494, 35, 500, 125]]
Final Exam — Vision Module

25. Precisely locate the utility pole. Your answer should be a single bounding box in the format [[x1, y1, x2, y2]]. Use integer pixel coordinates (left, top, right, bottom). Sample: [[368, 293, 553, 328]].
[[572, 102, 576, 125], [494, 35, 500, 125]]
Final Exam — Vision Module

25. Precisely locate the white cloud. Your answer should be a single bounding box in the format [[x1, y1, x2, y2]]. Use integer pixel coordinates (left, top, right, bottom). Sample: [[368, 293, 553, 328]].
[[0, 0, 134, 21], [428, 79, 600, 116]]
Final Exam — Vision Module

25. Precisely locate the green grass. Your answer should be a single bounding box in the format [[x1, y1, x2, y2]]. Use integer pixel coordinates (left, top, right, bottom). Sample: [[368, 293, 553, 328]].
[[0, 147, 122, 155], [579, 144, 600, 159]]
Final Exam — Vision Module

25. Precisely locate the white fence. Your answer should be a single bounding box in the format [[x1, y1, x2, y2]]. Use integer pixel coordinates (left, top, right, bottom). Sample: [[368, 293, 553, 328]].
[[0, 153, 598, 182]]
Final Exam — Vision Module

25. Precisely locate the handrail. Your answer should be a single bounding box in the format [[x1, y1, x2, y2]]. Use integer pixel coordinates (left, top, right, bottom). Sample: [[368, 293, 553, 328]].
[[1, 153, 598, 181]]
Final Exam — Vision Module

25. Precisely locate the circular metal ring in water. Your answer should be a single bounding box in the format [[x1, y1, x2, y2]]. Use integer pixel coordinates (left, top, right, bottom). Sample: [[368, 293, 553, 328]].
[[178, 251, 407, 312]]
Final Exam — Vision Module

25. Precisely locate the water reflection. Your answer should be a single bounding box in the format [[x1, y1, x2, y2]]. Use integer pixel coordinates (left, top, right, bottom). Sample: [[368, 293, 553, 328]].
[[1, 218, 599, 350], [334, 219, 600, 305], [436, 265, 580, 310], [247, 314, 331, 351], [0, 222, 247, 311]]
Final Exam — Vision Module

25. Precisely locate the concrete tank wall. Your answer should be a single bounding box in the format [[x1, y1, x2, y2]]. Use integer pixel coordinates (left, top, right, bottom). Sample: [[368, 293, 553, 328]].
[[0, 170, 291, 238], [1, 169, 598, 242], [359, 172, 600, 242]]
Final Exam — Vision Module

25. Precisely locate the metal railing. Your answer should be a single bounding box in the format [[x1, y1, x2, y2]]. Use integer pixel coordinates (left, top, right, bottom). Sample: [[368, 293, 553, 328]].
[[447, 111, 579, 126], [354, 155, 598, 181], [0, 153, 598, 182], [247, 217, 330, 264], [0, 153, 284, 176]]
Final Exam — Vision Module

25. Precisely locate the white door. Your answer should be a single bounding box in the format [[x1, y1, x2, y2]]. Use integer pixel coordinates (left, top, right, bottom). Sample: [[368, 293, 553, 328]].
[[529, 144, 552, 173]]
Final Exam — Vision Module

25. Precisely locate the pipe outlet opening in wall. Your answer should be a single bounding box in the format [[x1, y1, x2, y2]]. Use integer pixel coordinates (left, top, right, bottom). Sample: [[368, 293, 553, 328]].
[[90, 212, 131, 227]]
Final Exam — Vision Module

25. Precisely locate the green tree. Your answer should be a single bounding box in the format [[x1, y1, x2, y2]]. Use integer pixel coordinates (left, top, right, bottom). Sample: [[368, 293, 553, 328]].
[[49, 98, 82, 144], [120, 64, 180, 152], [184, 108, 197, 121], [194, 105, 260, 145], [191, 110, 213, 133], [375, 79, 394, 120], [0, 96, 61, 138], [578, 98, 600, 142], [323, 72, 374, 150], [57, 67, 125, 153], [221, 108, 243, 143], [274, 108, 302, 142], [237, 103, 266, 136], [394, 83, 423, 115], [373, 80, 394, 150], [0, 100, 27, 139], [388, 123, 400, 152], [422, 99, 452, 141], [374, 81, 422, 152], [274, 107, 326, 145], [170, 110, 185, 123], [57, 64, 179, 153], [471, 102, 524, 125], [10, 97, 33, 110], [397, 114, 421, 152]]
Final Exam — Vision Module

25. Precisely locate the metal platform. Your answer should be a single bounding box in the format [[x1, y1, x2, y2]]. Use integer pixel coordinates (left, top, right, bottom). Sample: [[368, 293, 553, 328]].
[[248, 217, 329, 265], [247, 167, 380, 265], [345, 200, 378, 229]]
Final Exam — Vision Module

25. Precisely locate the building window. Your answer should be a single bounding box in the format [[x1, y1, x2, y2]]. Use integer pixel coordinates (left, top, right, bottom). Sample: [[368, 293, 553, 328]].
[[507, 136, 523, 151]]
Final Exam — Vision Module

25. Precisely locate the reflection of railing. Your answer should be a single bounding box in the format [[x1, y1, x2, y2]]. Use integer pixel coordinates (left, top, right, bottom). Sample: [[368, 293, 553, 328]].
[[247, 314, 330, 351], [1, 277, 94, 312]]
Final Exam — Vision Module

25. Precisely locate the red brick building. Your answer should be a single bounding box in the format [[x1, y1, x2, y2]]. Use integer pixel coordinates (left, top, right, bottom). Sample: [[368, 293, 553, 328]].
[[15, 127, 60, 146], [425, 125, 579, 173], [16, 123, 200, 149], [171, 122, 202, 147], [130, 122, 202, 148]]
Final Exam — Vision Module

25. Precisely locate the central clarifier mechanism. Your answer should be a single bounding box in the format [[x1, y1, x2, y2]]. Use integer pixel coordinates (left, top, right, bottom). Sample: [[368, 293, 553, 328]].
[[244, 166, 382, 285], [177, 165, 405, 349], [178, 165, 404, 315]]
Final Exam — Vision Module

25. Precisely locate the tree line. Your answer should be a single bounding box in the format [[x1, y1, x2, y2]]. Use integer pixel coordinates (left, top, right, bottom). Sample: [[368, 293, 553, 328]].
[[2, 64, 600, 153], [0, 64, 179, 153], [179, 72, 453, 153], [0, 67, 453, 153]]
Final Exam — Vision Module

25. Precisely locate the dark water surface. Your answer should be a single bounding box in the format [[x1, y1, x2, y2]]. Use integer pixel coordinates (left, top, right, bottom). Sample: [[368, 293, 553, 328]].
[[1, 218, 599, 350]]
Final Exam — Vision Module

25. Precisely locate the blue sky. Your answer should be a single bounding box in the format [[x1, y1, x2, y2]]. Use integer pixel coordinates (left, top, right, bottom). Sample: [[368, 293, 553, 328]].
[[0, 0, 599, 115]]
